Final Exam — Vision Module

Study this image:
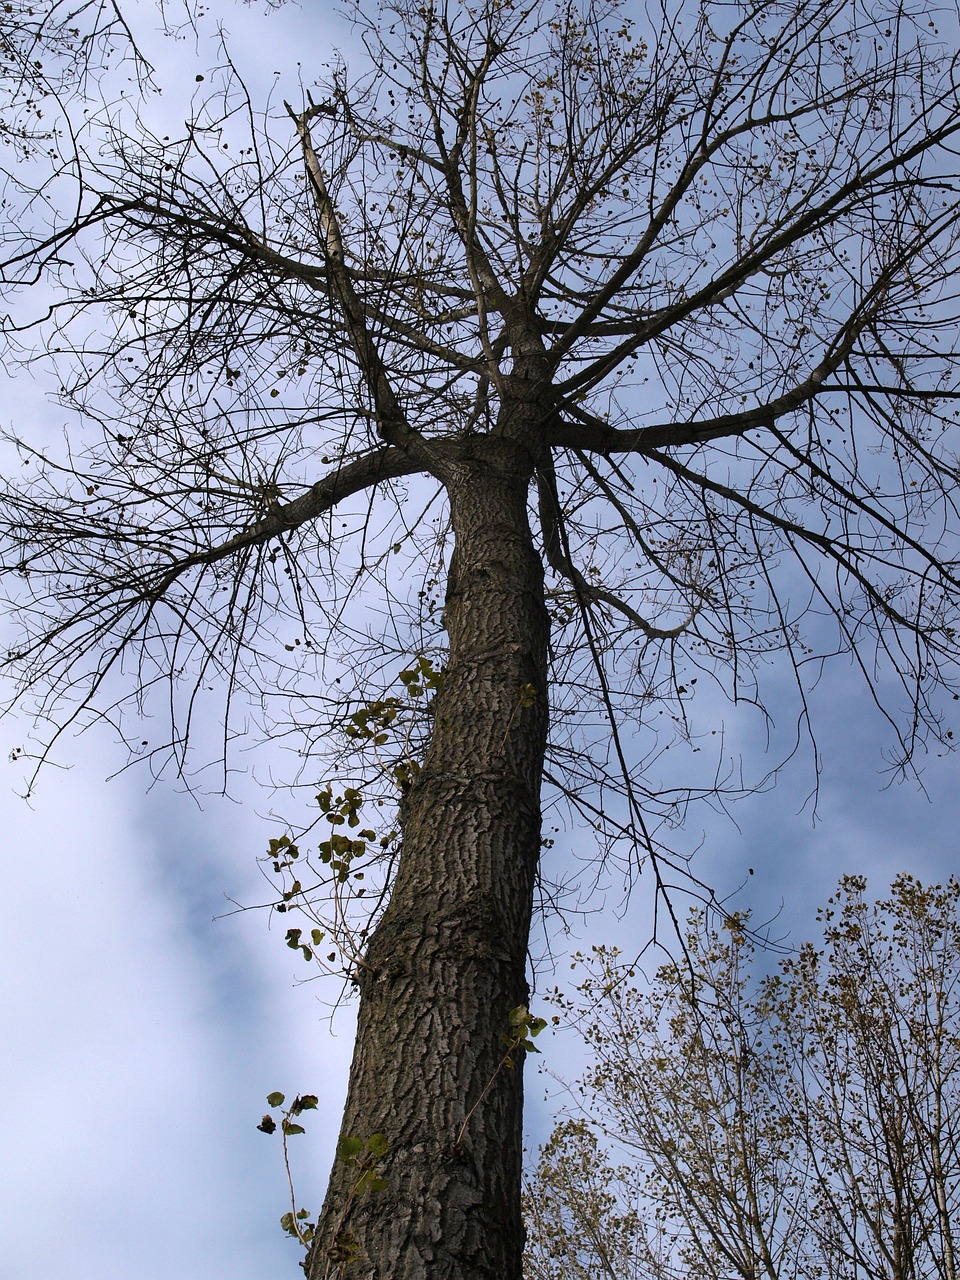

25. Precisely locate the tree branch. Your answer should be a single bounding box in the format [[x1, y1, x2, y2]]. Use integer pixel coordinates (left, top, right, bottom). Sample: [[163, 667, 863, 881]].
[[286, 101, 433, 463], [537, 462, 695, 641], [145, 445, 420, 598]]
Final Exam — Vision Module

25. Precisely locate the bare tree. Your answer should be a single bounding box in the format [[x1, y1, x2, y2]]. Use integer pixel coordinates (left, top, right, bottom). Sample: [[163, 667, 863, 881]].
[[526, 875, 960, 1280], [2, 0, 960, 1275], [0, 1, 152, 156]]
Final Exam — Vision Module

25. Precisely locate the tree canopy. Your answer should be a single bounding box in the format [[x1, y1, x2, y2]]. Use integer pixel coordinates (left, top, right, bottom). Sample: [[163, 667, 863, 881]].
[[2, 0, 960, 1275], [4, 0, 960, 802], [527, 875, 960, 1280]]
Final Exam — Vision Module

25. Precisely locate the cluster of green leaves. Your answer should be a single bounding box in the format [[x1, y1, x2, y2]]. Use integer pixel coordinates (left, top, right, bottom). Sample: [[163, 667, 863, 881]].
[[344, 698, 401, 746], [397, 655, 446, 699], [257, 1099, 389, 1256], [256, 1091, 320, 1247], [457, 1004, 549, 1148], [335, 1131, 390, 1197], [266, 833, 339, 961], [283, 926, 326, 963], [502, 1004, 548, 1068], [268, 836, 314, 936], [323, 1132, 392, 1268], [261, 658, 445, 976], [316, 785, 378, 883], [345, 657, 444, 742], [264, 789, 389, 963], [258, 1090, 319, 1139], [280, 1207, 315, 1246], [342, 655, 445, 790], [267, 834, 301, 899], [267, 832, 300, 871], [516, 684, 538, 709]]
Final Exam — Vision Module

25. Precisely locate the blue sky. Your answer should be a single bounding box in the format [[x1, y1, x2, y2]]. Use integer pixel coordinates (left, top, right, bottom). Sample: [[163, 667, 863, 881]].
[[2, 2, 959, 1278]]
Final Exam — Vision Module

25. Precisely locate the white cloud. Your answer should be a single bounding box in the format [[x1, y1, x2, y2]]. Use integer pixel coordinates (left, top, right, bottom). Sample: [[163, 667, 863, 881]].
[[0, 735, 353, 1280]]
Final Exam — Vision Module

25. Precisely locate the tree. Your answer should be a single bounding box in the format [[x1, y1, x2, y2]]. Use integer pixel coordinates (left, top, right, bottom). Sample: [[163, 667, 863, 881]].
[[525, 874, 960, 1280], [0, 1, 153, 154], [2, 0, 960, 1275]]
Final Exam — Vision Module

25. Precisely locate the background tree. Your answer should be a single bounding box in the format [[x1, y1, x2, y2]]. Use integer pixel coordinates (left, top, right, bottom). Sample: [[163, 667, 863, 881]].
[[526, 875, 960, 1280], [2, 0, 960, 1276]]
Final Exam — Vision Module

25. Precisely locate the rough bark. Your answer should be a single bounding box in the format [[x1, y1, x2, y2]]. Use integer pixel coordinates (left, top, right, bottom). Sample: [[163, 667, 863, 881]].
[[308, 433, 549, 1280]]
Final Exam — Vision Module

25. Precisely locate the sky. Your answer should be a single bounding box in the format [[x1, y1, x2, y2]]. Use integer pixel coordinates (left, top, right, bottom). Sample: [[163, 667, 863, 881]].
[[1, 3, 959, 1279]]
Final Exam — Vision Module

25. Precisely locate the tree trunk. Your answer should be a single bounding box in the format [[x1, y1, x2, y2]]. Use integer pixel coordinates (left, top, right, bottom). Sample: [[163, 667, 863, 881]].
[[308, 435, 549, 1279]]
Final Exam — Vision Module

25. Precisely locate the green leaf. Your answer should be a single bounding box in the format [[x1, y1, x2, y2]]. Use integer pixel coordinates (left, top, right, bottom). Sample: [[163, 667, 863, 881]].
[[266, 1091, 285, 1107], [337, 1135, 364, 1163], [355, 1168, 389, 1195], [365, 1131, 389, 1157], [298, 1094, 319, 1110], [282, 1120, 305, 1136], [517, 682, 538, 707]]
